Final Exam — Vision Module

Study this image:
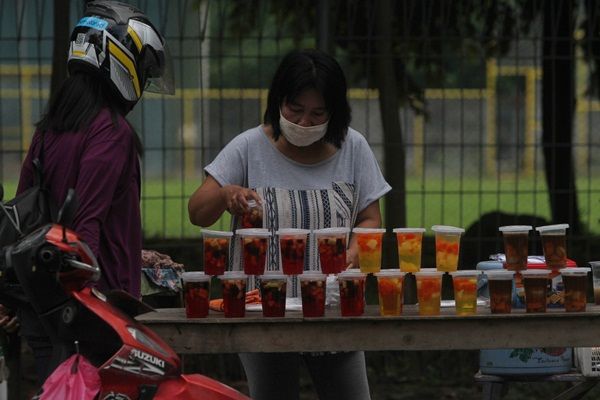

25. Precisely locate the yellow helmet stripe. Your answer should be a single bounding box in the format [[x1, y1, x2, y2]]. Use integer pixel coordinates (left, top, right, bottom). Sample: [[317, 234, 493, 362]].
[[127, 26, 143, 52], [108, 40, 141, 98]]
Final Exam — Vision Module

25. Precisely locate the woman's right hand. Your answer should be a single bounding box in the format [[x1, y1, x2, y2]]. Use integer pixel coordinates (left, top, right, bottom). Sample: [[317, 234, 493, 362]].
[[221, 185, 262, 216]]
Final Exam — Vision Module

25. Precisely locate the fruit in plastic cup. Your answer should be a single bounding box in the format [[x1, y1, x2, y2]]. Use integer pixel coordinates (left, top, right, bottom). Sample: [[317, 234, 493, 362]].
[[218, 271, 247, 318], [535, 224, 569, 270], [181, 272, 211, 318], [236, 228, 271, 275], [521, 269, 551, 313], [314, 227, 349, 274], [241, 199, 263, 228], [338, 270, 367, 316], [486, 270, 515, 314], [352, 228, 386, 274], [258, 274, 287, 317], [202, 229, 233, 275], [560, 267, 590, 312], [450, 270, 481, 316], [393, 228, 425, 273], [431, 225, 465, 272], [590, 261, 600, 305], [498, 225, 532, 271], [277, 229, 309, 275], [415, 269, 443, 316], [299, 272, 327, 317], [375, 270, 405, 316]]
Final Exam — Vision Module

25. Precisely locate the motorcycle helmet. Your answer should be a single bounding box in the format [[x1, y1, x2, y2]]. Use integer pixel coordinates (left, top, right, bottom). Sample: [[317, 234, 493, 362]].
[[68, 0, 174, 108]]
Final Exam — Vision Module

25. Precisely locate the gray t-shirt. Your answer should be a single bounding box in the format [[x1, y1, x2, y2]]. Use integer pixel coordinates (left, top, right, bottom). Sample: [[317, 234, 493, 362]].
[[205, 125, 391, 212]]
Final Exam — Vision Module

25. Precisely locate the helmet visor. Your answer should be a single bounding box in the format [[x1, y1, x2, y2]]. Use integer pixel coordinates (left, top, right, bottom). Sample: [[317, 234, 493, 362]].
[[144, 40, 175, 95]]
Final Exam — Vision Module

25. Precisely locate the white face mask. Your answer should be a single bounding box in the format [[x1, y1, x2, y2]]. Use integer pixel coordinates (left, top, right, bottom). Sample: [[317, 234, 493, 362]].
[[279, 112, 329, 147]]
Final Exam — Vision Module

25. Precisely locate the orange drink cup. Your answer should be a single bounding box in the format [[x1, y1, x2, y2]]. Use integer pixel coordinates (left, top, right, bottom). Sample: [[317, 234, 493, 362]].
[[202, 229, 233, 276], [486, 270, 515, 314], [450, 270, 481, 316], [535, 224, 569, 270], [498, 225, 531, 271], [374, 270, 405, 316], [431, 225, 464, 272], [352, 228, 386, 274], [314, 227, 349, 274], [236, 228, 271, 275], [338, 270, 367, 316], [258, 273, 288, 317], [218, 271, 247, 318], [276, 228, 309, 275], [415, 269, 443, 316], [560, 267, 590, 312], [393, 228, 425, 272], [181, 272, 211, 318], [521, 269, 551, 313], [299, 272, 327, 317], [590, 261, 600, 305]]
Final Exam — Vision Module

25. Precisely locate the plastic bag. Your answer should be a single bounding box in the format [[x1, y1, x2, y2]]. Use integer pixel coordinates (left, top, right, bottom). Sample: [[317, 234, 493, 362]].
[[40, 354, 100, 400]]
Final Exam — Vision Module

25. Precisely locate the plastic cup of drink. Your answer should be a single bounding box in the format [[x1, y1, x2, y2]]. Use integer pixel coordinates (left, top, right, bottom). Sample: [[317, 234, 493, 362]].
[[560, 267, 590, 312], [314, 227, 349, 274], [276, 229, 309, 275], [352, 228, 386, 274], [202, 229, 233, 275], [258, 273, 287, 317], [181, 272, 211, 318], [485, 270, 515, 314], [338, 270, 367, 316], [415, 269, 444, 316], [535, 224, 569, 270], [431, 225, 465, 272], [450, 270, 481, 316], [299, 272, 327, 317], [590, 261, 600, 305], [236, 228, 271, 275], [521, 269, 551, 313], [218, 271, 247, 318], [393, 228, 426, 273], [241, 199, 263, 228], [374, 269, 406, 316], [498, 225, 532, 271]]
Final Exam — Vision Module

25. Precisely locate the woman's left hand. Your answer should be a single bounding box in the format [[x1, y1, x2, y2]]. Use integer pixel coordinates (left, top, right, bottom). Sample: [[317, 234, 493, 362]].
[[346, 246, 359, 269]]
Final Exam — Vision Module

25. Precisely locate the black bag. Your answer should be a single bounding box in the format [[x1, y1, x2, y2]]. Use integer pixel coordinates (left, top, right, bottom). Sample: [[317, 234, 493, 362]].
[[0, 132, 56, 248]]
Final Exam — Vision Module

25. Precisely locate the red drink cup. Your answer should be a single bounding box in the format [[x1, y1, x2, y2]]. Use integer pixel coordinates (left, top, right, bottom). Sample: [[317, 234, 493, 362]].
[[521, 269, 551, 313], [236, 228, 271, 275], [560, 267, 590, 312], [498, 225, 532, 271], [202, 229, 232, 275], [241, 200, 263, 228], [536, 224, 569, 270], [314, 227, 349, 274], [415, 269, 443, 316], [375, 270, 405, 316], [258, 274, 288, 317], [219, 271, 247, 318], [299, 272, 327, 317], [181, 272, 211, 318], [277, 229, 309, 275], [486, 270, 515, 314], [338, 270, 367, 316]]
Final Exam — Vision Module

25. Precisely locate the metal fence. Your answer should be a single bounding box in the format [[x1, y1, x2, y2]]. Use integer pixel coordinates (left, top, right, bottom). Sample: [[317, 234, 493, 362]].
[[1, 0, 599, 264]]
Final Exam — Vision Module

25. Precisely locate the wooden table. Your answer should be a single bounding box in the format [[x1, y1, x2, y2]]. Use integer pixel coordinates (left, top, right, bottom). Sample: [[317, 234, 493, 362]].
[[137, 305, 600, 354]]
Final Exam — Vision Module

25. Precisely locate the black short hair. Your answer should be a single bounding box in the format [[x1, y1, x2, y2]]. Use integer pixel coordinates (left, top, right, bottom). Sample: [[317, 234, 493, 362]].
[[263, 49, 351, 148]]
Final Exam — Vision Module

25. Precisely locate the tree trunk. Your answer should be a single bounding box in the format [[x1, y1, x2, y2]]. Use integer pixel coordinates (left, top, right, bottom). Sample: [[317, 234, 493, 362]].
[[375, 0, 406, 266], [542, 0, 580, 233], [50, 0, 71, 99]]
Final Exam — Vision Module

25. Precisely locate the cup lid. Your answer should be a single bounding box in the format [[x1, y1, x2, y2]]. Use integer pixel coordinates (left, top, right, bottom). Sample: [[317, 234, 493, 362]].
[[559, 267, 590, 276], [181, 271, 211, 282], [520, 269, 551, 277], [246, 200, 261, 208], [298, 271, 327, 281], [393, 228, 426, 233], [498, 225, 532, 233], [313, 227, 350, 236], [485, 270, 515, 279], [414, 268, 443, 276], [218, 270, 247, 280], [338, 269, 367, 279], [352, 227, 386, 234], [276, 228, 310, 236], [535, 224, 569, 233], [449, 270, 481, 277], [589, 261, 600, 267], [235, 228, 271, 237], [258, 273, 288, 280], [431, 225, 465, 234], [202, 229, 233, 237], [375, 269, 406, 277]]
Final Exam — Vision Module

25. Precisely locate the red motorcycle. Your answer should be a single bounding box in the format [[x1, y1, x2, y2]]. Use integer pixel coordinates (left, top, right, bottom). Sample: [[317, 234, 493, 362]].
[[0, 189, 249, 400]]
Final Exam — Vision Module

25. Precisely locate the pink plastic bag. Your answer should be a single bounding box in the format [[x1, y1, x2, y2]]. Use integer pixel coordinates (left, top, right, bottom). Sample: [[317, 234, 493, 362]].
[[40, 354, 101, 400]]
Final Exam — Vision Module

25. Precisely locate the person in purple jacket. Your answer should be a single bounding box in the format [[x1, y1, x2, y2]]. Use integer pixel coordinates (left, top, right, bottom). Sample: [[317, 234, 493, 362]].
[[10, 1, 174, 386]]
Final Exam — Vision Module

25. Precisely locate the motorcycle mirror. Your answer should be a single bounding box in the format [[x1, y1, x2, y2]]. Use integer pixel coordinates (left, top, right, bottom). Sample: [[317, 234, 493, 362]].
[[57, 188, 78, 227]]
